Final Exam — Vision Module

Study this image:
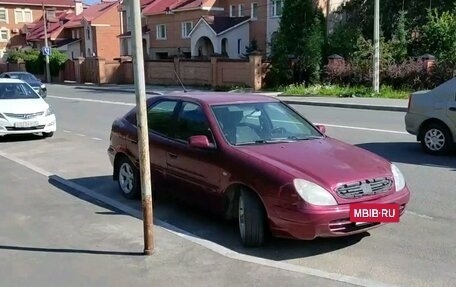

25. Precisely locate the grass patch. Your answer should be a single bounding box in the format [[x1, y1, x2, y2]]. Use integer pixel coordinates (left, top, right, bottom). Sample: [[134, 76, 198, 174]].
[[280, 84, 411, 99]]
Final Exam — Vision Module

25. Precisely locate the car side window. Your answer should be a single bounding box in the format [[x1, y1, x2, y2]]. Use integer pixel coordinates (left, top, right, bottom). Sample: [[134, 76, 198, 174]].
[[147, 100, 179, 137], [175, 102, 214, 143]]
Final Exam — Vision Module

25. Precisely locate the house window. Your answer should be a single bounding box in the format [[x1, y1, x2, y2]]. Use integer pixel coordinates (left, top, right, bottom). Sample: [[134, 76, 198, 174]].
[[76, 30, 80, 39], [272, 0, 283, 17], [0, 28, 9, 42], [156, 24, 166, 40], [229, 5, 237, 17], [181, 21, 193, 38], [86, 27, 91, 40], [15, 9, 32, 23], [0, 8, 8, 23], [237, 39, 242, 54], [251, 3, 258, 19], [238, 4, 244, 17], [72, 30, 76, 38]]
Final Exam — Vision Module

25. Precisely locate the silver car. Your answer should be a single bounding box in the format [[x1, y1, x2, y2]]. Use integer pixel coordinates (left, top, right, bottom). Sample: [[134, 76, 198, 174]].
[[405, 77, 456, 155]]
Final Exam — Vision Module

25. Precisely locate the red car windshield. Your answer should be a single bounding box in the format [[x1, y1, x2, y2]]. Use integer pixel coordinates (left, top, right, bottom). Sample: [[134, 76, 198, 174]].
[[211, 102, 323, 146]]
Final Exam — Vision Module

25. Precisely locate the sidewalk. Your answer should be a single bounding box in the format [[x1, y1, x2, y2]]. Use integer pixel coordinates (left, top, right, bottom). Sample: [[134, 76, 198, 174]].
[[58, 83, 408, 112], [0, 156, 361, 287]]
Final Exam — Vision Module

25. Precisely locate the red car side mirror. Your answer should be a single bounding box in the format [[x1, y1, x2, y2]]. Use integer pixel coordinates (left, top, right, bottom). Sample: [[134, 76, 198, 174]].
[[189, 135, 212, 149], [316, 125, 326, 134]]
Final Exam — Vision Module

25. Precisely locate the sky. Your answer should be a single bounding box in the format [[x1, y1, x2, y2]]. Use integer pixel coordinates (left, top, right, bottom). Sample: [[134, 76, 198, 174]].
[[85, 0, 100, 4]]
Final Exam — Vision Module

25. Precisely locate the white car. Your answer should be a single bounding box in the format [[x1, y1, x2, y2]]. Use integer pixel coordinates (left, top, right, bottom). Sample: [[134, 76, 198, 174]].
[[0, 78, 56, 137], [405, 77, 456, 154]]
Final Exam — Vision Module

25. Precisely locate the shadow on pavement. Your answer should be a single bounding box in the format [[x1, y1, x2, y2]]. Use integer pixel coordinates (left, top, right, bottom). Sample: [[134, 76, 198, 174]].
[[356, 142, 456, 170], [48, 174, 368, 261], [0, 245, 143, 256], [0, 134, 45, 143]]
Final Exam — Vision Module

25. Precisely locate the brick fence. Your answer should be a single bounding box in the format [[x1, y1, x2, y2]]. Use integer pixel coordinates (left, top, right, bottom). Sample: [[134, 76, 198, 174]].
[[62, 54, 265, 90]]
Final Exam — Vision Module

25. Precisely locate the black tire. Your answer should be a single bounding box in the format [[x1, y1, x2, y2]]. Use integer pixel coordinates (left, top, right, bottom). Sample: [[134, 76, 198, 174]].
[[238, 189, 266, 247], [420, 123, 453, 155], [42, 132, 54, 138], [116, 156, 140, 199]]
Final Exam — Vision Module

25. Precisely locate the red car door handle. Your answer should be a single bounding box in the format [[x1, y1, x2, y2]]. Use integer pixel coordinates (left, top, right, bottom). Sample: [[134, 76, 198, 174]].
[[168, 152, 178, 159]]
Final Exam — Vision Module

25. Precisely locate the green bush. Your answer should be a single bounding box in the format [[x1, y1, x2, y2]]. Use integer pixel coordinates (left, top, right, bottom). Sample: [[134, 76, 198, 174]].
[[49, 48, 67, 76], [281, 83, 410, 99], [24, 49, 42, 75], [6, 48, 67, 76]]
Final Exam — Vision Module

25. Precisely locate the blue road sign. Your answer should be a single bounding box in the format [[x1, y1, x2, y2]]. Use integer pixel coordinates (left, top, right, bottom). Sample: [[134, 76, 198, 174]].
[[41, 46, 51, 56]]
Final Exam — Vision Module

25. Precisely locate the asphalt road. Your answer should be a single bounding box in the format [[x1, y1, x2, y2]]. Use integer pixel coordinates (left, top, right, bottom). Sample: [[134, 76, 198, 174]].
[[1, 84, 455, 287]]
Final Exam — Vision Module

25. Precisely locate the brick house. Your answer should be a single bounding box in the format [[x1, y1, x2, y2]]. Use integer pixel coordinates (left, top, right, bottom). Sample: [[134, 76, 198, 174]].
[[134, 0, 350, 60], [139, 0, 275, 59], [118, 0, 154, 59], [26, 0, 122, 61], [0, 0, 76, 61]]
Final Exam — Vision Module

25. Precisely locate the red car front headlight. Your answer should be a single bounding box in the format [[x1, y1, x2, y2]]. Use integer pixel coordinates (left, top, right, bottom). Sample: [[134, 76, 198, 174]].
[[293, 179, 338, 206]]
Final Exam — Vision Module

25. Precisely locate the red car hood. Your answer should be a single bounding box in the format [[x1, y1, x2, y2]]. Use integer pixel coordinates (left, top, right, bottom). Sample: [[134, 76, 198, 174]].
[[237, 137, 394, 203]]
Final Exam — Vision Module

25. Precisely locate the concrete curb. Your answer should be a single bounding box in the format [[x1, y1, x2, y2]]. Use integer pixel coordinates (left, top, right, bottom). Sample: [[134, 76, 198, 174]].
[[279, 98, 408, 112], [73, 86, 164, 96]]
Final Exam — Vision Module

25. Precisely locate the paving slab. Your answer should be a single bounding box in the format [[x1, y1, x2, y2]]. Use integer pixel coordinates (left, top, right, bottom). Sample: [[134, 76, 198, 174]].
[[0, 156, 360, 287]]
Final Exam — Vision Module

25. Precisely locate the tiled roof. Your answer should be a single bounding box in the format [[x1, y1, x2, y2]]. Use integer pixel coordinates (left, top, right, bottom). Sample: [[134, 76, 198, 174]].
[[26, 10, 75, 41], [141, 0, 155, 8], [202, 16, 250, 34], [143, 0, 202, 15], [26, 1, 119, 42], [0, 0, 75, 7], [63, 1, 119, 28]]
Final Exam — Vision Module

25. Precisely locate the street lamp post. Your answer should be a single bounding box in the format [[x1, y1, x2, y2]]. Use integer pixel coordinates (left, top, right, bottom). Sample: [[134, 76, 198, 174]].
[[373, 0, 380, 93], [129, 0, 155, 255], [42, 3, 51, 83]]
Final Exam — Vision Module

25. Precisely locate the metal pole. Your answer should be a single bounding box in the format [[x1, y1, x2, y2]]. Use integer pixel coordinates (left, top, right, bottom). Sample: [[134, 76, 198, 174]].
[[42, 3, 51, 83], [129, 0, 154, 255], [373, 0, 380, 93]]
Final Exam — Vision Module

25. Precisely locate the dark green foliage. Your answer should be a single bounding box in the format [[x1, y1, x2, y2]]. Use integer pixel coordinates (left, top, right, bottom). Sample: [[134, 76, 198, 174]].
[[7, 48, 67, 76], [243, 39, 259, 57], [267, 0, 325, 86], [390, 10, 409, 62], [419, 8, 456, 65]]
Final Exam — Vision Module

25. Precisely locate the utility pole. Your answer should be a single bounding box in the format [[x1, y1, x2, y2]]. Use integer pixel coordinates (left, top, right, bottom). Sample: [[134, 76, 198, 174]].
[[373, 0, 380, 93], [129, 0, 154, 255], [42, 3, 51, 83]]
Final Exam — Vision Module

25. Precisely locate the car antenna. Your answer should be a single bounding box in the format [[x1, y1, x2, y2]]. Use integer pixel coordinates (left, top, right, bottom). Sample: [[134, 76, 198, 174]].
[[173, 69, 187, 93]]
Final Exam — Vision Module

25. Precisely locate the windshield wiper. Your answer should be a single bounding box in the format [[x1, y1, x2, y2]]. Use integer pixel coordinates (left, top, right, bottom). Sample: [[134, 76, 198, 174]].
[[286, 135, 324, 141], [236, 139, 297, 146]]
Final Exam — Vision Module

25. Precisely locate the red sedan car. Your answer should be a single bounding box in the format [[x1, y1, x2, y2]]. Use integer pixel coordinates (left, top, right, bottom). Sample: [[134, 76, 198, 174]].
[[108, 92, 410, 247]]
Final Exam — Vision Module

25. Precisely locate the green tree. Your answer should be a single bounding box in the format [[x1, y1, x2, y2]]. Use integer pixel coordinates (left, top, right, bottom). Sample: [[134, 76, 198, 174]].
[[420, 8, 456, 64], [268, 0, 325, 86], [327, 22, 362, 58], [390, 10, 409, 62], [244, 39, 258, 56]]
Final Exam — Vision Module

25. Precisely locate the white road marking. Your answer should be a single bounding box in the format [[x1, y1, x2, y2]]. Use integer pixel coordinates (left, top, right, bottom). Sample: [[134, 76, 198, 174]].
[[91, 137, 103, 141], [0, 151, 431, 287], [48, 95, 135, 106], [405, 211, 434, 220], [63, 130, 71, 133], [49, 95, 408, 136], [316, 123, 409, 135], [74, 133, 86, 137]]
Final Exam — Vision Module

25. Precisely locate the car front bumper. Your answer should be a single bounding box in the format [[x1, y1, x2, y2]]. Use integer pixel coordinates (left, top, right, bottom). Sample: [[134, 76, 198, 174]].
[[0, 114, 57, 136], [270, 187, 411, 240]]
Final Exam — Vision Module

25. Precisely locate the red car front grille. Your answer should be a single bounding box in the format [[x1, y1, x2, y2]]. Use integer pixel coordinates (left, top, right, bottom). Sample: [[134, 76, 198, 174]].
[[329, 218, 380, 233]]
